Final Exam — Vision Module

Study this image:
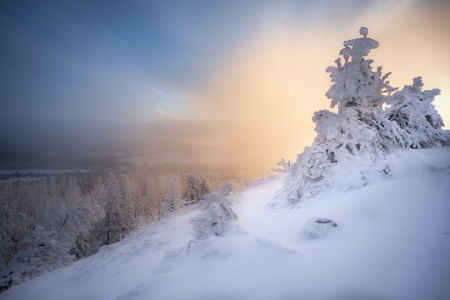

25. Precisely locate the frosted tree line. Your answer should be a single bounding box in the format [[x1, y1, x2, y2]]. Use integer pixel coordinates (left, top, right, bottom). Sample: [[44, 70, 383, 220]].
[[0, 170, 254, 292], [283, 27, 449, 203]]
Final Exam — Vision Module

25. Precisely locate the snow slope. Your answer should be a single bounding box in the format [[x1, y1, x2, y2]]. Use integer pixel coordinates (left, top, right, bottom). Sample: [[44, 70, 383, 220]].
[[2, 148, 450, 300]]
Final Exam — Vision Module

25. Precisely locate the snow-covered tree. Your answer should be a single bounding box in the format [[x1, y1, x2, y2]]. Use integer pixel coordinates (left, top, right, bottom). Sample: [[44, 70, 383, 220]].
[[189, 183, 237, 239], [199, 179, 211, 199], [161, 181, 183, 216], [117, 175, 138, 234], [65, 177, 81, 211], [272, 158, 290, 173], [48, 175, 61, 212], [0, 225, 74, 292], [59, 201, 105, 259], [385, 77, 450, 148], [88, 177, 104, 205], [283, 27, 410, 203], [218, 182, 234, 197], [39, 203, 67, 232], [183, 175, 200, 206], [0, 180, 14, 208], [94, 173, 127, 246], [35, 179, 49, 219], [0, 206, 30, 267], [149, 203, 161, 223]]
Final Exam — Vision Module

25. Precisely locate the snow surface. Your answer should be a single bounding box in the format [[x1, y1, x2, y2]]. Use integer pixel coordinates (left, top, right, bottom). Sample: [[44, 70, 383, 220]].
[[2, 148, 450, 300]]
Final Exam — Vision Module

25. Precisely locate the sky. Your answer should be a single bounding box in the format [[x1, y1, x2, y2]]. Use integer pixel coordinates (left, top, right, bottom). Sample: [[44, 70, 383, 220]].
[[1, 0, 449, 166]]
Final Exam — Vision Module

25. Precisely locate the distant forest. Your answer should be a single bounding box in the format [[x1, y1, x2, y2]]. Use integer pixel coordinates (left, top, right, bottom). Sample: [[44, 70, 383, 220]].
[[0, 162, 262, 292]]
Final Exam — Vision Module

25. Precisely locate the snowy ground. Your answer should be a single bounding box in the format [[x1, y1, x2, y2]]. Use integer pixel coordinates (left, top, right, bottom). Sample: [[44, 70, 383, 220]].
[[3, 147, 450, 300]]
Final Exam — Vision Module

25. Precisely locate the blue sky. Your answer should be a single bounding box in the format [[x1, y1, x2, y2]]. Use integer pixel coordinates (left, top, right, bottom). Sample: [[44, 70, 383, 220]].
[[0, 0, 265, 121], [0, 0, 382, 122]]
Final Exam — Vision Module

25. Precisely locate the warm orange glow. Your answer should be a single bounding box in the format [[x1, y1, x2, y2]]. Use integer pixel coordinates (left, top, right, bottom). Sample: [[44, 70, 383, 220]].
[[190, 31, 333, 166], [185, 1, 450, 167]]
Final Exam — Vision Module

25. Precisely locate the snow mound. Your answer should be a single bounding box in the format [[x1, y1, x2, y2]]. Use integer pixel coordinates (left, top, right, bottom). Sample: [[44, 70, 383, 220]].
[[189, 183, 238, 239], [302, 217, 338, 238]]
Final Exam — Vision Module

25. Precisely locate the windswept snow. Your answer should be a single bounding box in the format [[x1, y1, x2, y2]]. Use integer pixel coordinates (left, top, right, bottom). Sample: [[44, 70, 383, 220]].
[[2, 147, 450, 300]]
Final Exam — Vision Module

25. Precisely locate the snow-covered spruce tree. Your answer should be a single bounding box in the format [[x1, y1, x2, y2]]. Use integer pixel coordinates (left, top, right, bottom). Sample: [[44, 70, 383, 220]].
[[39, 202, 67, 232], [283, 27, 409, 203], [183, 175, 200, 206], [161, 181, 184, 217], [0, 206, 30, 268], [118, 175, 138, 234], [198, 179, 211, 200], [58, 200, 105, 259], [385, 77, 450, 148], [48, 175, 61, 213], [189, 182, 237, 239], [0, 225, 74, 292], [65, 177, 81, 211], [89, 177, 104, 205], [94, 173, 128, 246]]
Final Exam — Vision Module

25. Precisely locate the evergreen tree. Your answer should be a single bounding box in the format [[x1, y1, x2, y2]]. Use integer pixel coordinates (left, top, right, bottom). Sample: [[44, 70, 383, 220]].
[[89, 177, 104, 205], [161, 181, 183, 216], [199, 179, 211, 200], [96, 173, 126, 246], [58, 201, 105, 260], [48, 175, 61, 213], [40, 203, 67, 232], [0, 206, 30, 267], [183, 175, 200, 206], [65, 177, 81, 211], [0, 225, 74, 292], [117, 175, 137, 235], [283, 27, 409, 203], [385, 77, 450, 148]]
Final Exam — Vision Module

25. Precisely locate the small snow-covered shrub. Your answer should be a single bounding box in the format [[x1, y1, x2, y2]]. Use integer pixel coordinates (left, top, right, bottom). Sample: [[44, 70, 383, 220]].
[[190, 183, 237, 239], [303, 218, 337, 238]]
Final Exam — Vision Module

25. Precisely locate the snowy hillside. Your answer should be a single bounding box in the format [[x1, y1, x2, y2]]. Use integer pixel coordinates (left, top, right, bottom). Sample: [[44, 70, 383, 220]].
[[2, 147, 449, 300]]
